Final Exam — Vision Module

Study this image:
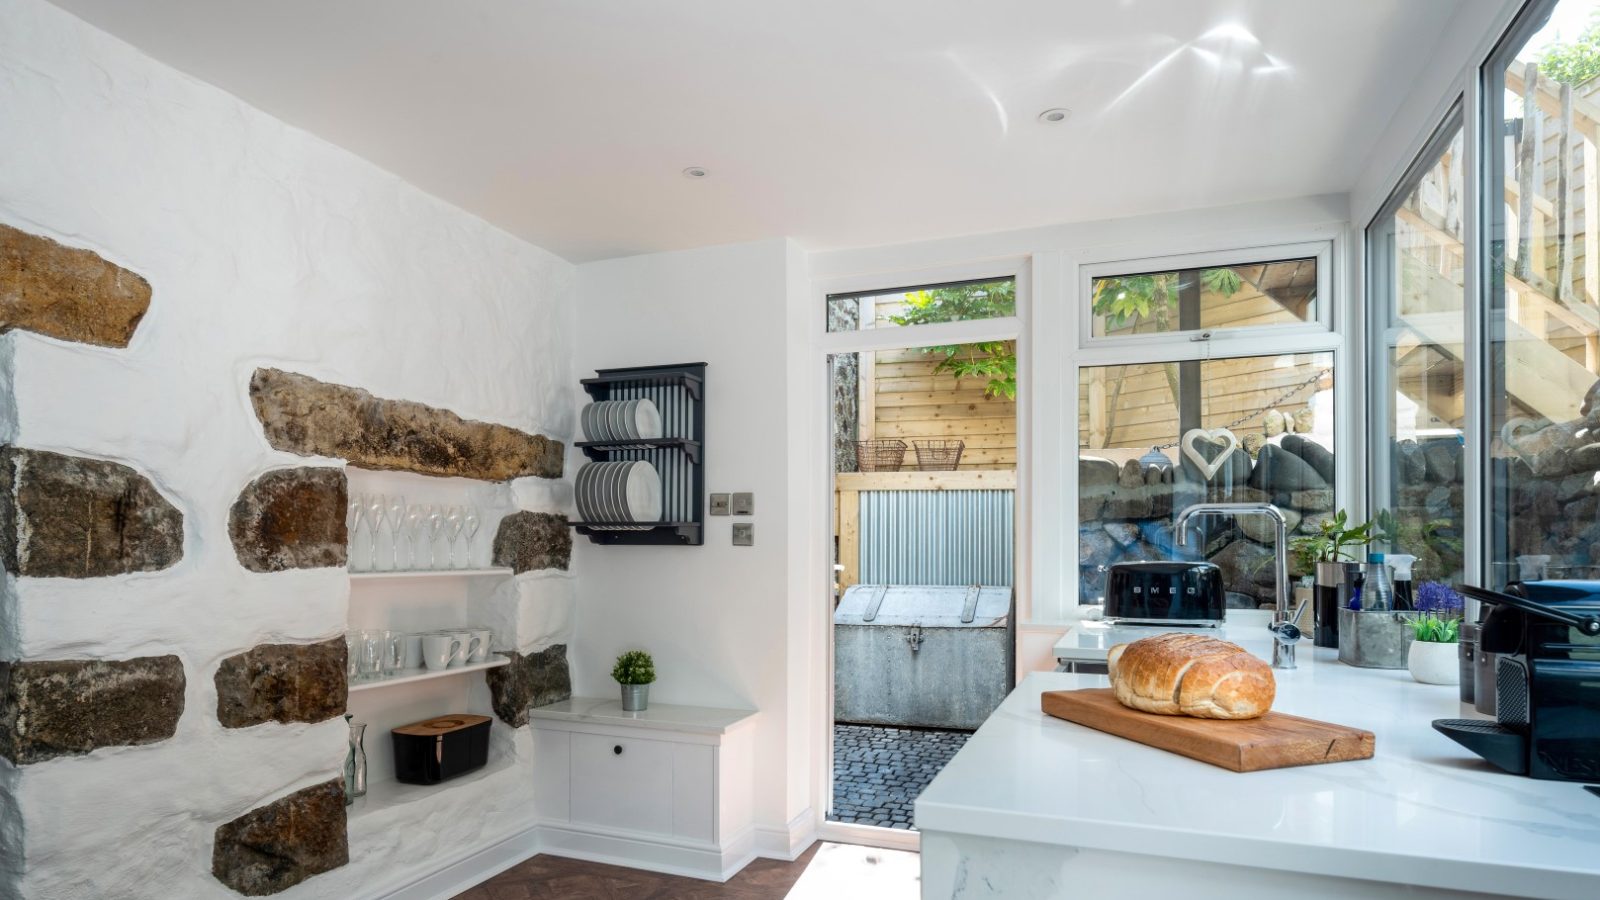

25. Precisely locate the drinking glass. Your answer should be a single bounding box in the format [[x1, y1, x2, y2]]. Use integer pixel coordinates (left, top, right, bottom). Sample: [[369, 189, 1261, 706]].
[[345, 498, 365, 571], [363, 495, 386, 572], [425, 506, 445, 569], [461, 507, 482, 568], [403, 505, 427, 570], [344, 631, 359, 681], [445, 506, 465, 568], [380, 630, 403, 674], [385, 495, 407, 570], [357, 629, 384, 681]]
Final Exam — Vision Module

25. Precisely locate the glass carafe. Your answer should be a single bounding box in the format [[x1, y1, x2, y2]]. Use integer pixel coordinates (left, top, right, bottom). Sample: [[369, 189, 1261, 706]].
[[345, 714, 367, 803]]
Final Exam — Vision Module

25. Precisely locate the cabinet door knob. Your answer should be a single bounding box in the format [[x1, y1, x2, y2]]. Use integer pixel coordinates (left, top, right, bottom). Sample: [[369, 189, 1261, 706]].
[[613, 744, 623, 755]]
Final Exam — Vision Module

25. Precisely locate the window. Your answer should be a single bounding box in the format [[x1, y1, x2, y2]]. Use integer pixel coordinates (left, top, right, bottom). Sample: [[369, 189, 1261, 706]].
[[1077, 352, 1335, 606], [1090, 257, 1320, 339], [826, 277, 1015, 333], [1485, 0, 1600, 586], [1366, 111, 1467, 587]]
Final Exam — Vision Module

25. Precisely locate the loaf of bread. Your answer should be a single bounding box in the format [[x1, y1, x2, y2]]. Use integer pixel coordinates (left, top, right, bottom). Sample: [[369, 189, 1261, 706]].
[[1106, 633, 1275, 719]]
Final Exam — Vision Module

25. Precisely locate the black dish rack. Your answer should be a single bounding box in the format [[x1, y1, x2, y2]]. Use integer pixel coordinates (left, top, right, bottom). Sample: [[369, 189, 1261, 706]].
[[570, 362, 705, 545]]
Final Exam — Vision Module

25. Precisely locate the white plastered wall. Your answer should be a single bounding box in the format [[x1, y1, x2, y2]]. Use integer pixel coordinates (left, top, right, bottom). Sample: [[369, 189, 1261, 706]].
[[0, 0, 576, 897]]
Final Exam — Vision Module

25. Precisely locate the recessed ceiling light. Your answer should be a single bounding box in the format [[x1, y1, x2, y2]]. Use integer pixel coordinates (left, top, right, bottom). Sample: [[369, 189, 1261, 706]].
[[1037, 108, 1072, 124], [682, 166, 709, 179]]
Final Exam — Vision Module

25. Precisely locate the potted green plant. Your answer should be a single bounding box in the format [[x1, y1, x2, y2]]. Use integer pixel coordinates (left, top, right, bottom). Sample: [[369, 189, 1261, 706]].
[[1407, 614, 1461, 685], [612, 650, 656, 711]]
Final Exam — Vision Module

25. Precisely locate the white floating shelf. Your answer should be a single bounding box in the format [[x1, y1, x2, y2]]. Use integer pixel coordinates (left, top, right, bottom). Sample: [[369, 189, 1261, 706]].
[[348, 656, 511, 693], [349, 567, 513, 582]]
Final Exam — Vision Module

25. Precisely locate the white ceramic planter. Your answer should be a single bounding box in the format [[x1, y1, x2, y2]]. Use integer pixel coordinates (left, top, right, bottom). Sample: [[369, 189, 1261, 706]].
[[1408, 640, 1460, 685]]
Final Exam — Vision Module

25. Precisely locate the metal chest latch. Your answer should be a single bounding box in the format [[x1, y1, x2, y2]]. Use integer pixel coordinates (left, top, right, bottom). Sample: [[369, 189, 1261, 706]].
[[904, 625, 924, 653]]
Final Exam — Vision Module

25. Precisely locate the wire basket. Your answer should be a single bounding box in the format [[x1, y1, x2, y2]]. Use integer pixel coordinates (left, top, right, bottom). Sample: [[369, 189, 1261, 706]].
[[913, 439, 965, 471], [855, 439, 908, 472]]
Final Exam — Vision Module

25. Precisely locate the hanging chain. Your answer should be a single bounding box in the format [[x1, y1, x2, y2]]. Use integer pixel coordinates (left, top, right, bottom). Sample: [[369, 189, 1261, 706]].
[[1148, 367, 1330, 451]]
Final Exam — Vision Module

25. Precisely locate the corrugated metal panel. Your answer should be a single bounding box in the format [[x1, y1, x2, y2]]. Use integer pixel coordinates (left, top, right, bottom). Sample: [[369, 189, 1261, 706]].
[[858, 489, 1013, 586]]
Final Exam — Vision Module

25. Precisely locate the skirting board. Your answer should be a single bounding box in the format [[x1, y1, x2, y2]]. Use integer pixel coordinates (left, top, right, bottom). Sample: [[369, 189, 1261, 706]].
[[753, 807, 818, 861], [534, 821, 758, 882], [374, 824, 541, 900]]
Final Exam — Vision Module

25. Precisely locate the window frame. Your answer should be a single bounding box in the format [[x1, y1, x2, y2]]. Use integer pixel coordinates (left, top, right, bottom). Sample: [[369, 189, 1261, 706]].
[[1077, 238, 1336, 353]]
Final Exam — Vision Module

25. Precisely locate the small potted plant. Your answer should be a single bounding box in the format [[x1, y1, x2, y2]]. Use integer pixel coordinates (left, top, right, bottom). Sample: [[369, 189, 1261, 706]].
[[612, 650, 656, 712], [1407, 613, 1461, 685]]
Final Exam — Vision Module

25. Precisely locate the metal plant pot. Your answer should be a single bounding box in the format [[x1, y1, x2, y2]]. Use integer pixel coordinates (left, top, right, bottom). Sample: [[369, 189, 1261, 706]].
[[620, 683, 650, 712], [1337, 608, 1415, 669]]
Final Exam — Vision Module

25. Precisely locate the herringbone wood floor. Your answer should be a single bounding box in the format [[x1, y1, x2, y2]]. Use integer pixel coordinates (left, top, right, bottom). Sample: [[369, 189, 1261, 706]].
[[452, 843, 823, 900]]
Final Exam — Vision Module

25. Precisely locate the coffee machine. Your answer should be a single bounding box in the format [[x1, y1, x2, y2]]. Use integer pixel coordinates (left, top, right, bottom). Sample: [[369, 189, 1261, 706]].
[[1433, 581, 1600, 782]]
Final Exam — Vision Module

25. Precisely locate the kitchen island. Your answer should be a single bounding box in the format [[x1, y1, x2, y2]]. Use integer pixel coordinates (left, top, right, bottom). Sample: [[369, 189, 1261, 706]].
[[915, 648, 1600, 899]]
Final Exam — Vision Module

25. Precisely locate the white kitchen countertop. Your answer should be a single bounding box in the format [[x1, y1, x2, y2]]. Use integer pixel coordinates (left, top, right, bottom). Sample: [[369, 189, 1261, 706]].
[[915, 654, 1600, 899], [529, 697, 757, 735], [1054, 608, 1277, 662]]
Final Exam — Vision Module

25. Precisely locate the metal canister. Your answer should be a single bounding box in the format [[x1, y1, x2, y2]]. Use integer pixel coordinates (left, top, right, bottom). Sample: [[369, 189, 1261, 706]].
[[1314, 561, 1364, 649]]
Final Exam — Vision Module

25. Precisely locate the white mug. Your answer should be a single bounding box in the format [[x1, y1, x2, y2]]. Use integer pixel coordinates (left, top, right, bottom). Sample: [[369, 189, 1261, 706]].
[[421, 634, 459, 670], [443, 631, 473, 667], [401, 633, 424, 669], [467, 628, 492, 664]]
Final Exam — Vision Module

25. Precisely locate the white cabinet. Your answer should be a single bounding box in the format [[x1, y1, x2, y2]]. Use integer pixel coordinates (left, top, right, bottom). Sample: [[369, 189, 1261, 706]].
[[530, 698, 757, 882]]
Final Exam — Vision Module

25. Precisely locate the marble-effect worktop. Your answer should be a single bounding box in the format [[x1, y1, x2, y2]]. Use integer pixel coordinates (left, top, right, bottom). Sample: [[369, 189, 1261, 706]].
[[916, 650, 1600, 899]]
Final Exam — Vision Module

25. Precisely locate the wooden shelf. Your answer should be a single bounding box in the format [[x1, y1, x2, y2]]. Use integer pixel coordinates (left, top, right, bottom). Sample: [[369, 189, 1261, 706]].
[[349, 567, 513, 581], [348, 656, 511, 693], [580, 364, 704, 401]]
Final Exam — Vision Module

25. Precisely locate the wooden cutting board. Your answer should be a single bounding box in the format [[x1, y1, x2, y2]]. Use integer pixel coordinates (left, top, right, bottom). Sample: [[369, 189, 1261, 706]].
[[1041, 688, 1374, 772]]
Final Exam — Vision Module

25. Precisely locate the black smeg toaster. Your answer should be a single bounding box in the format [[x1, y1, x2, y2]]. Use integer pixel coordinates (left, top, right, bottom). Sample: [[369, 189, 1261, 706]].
[[1103, 561, 1225, 627]]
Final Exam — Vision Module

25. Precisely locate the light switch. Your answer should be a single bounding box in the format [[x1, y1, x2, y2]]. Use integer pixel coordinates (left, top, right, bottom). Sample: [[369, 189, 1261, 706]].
[[709, 493, 731, 515], [731, 492, 754, 516], [732, 523, 754, 546]]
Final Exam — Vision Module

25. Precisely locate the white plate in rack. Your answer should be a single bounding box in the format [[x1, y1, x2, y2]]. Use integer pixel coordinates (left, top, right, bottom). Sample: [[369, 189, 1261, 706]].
[[624, 460, 662, 522], [633, 399, 663, 440]]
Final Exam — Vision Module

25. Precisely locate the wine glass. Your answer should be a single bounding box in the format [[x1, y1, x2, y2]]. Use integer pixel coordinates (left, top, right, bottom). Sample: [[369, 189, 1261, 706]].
[[403, 505, 427, 570], [345, 498, 365, 571], [444, 506, 466, 568], [461, 507, 482, 568], [425, 506, 445, 569], [385, 495, 407, 570], [364, 494, 387, 572]]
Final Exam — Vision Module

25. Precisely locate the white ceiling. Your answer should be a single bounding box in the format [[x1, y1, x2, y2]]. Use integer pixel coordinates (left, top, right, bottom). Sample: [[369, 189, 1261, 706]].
[[50, 0, 1490, 262]]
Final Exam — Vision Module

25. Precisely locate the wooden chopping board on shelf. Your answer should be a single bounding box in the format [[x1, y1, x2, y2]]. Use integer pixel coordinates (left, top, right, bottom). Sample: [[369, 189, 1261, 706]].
[[1041, 688, 1374, 773]]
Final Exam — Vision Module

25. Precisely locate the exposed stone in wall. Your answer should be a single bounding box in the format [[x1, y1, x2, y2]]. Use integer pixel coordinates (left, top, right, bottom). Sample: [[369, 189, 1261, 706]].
[[215, 638, 346, 728], [484, 644, 570, 727], [212, 778, 348, 896], [491, 512, 571, 573], [249, 368, 563, 480], [0, 224, 152, 347], [0, 447, 183, 578], [0, 655, 184, 764], [228, 467, 347, 573]]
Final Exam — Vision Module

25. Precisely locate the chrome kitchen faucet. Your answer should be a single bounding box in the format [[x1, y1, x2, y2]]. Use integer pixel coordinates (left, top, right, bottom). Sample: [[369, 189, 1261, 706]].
[[1174, 502, 1301, 669]]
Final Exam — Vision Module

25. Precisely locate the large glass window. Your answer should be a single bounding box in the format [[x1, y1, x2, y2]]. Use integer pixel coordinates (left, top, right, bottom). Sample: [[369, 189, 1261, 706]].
[[1077, 351, 1335, 607], [1486, 0, 1600, 587], [1090, 258, 1320, 339], [1367, 113, 1467, 588]]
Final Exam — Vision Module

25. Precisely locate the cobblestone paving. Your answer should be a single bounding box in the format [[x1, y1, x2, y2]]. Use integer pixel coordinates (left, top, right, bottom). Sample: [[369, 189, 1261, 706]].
[[829, 723, 972, 830]]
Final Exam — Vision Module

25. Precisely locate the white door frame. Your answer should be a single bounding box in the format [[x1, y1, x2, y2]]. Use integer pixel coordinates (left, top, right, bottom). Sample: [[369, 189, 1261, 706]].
[[809, 257, 1030, 851]]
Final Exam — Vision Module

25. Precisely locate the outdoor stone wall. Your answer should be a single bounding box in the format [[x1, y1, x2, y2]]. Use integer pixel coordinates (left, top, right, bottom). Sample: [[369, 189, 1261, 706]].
[[1495, 383, 1600, 571], [0, 1, 578, 896], [1080, 434, 1469, 604]]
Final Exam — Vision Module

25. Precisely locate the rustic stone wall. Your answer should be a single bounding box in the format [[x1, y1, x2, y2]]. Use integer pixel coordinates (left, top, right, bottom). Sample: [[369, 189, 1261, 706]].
[[227, 467, 348, 573], [1079, 433, 1469, 604], [250, 368, 564, 481], [0, 2, 577, 895], [492, 511, 572, 573], [0, 655, 184, 764], [485, 644, 572, 728], [0, 446, 183, 578], [0, 223, 151, 348]]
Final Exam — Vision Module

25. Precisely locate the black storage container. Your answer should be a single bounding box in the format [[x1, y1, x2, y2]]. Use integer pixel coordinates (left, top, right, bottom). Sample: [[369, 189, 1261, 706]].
[[1104, 561, 1225, 626], [391, 714, 491, 785]]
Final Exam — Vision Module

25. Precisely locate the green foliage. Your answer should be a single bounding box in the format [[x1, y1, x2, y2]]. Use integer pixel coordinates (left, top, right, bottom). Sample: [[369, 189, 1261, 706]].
[[1090, 268, 1243, 331], [611, 649, 656, 685], [1539, 14, 1600, 86], [887, 280, 1017, 399], [1410, 613, 1461, 644], [1289, 509, 1376, 572]]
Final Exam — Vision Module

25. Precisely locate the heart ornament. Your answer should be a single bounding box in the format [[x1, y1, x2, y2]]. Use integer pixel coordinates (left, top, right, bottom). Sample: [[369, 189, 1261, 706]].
[[1181, 427, 1240, 482]]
